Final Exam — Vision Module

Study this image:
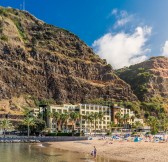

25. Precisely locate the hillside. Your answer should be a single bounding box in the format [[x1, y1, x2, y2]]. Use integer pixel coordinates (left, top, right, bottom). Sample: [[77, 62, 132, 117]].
[[116, 56, 168, 102], [0, 7, 137, 114]]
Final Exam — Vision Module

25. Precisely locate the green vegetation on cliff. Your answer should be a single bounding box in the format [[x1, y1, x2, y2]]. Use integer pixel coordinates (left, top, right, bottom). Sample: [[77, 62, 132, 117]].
[[116, 67, 153, 101]]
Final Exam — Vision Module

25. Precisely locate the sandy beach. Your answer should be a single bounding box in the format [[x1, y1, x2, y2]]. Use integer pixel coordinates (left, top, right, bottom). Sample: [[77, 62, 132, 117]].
[[48, 139, 168, 162]]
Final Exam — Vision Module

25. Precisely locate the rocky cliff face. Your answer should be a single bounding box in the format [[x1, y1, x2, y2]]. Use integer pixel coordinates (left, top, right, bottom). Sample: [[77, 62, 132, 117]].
[[116, 56, 168, 101], [0, 7, 137, 112]]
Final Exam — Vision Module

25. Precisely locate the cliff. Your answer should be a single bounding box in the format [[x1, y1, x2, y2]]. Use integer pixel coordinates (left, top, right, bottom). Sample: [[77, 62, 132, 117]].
[[0, 7, 137, 114], [116, 56, 168, 101]]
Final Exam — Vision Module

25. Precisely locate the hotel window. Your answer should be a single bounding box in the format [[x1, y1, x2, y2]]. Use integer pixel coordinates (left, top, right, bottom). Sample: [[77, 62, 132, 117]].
[[91, 107, 94, 110], [63, 110, 67, 113], [99, 121, 101, 124], [103, 121, 106, 124], [82, 111, 85, 114], [107, 117, 109, 120], [103, 117, 106, 120], [82, 121, 85, 124]]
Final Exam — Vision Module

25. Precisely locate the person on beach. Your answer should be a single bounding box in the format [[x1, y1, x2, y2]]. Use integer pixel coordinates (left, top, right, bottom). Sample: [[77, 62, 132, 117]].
[[93, 146, 97, 159]]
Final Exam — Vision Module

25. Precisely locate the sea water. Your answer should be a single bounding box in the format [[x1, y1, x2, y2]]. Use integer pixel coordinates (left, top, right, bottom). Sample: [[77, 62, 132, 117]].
[[0, 143, 120, 162]]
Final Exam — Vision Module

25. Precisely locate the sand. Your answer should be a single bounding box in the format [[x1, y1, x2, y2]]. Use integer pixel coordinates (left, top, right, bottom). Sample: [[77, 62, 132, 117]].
[[48, 139, 168, 162]]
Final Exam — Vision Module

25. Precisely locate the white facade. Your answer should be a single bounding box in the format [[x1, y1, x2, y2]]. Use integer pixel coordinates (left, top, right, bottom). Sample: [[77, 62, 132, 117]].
[[79, 104, 111, 133], [49, 104, 79, 131]]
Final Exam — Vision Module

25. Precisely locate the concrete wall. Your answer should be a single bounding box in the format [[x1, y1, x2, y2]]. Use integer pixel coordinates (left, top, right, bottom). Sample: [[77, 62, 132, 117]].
[[0, 136, 88, 142]]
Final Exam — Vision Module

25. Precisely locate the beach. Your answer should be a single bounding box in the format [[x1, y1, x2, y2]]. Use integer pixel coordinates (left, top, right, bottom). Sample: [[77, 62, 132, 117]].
[[48, 139, 168, 162]]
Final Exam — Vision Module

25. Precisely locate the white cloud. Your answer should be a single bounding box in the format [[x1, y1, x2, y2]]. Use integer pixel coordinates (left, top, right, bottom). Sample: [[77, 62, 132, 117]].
[[111, 9, 133, 28], [162, 41, 168, 57], [114, 16, 133, 28], [92, 26, 152, 69], [111, 9, 118, 15]]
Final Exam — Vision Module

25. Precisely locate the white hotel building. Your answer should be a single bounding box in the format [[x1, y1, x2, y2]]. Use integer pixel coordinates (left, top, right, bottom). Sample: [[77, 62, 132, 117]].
[[79, 104, 111, 132], [45, 104, 111, 133]]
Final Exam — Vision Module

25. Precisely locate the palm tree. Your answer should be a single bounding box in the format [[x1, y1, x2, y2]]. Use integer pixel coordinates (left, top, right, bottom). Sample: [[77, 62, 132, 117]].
[[23, 116, 35, 137], [93, 112, 99, 133], [115, 112, 122, 126], [88, 113, 94, 134], [98, 112, 104, 122], [108, 121, 116, 134], [123, 114, 129, 124], [60, 113, 69, 132], [0, 119, 12, 138], [53, 112, 61, 132], [70, 112, 80, 134], [123, 114, 130, 128]]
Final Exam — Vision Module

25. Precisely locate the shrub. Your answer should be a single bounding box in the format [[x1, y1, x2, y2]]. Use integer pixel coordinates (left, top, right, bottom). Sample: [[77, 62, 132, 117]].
[[0, 35, 8, 41]]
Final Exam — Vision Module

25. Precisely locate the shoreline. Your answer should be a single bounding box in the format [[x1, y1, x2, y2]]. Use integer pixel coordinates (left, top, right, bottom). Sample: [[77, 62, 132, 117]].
[[47, 139, 168, 162]]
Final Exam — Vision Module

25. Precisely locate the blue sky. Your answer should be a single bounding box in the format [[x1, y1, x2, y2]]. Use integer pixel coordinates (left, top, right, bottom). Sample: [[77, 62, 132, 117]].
[[1, 0, 168, 68]]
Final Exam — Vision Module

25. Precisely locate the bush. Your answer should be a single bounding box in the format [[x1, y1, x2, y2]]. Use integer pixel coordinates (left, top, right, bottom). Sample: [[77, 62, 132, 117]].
[[1, 35, 8, 41]]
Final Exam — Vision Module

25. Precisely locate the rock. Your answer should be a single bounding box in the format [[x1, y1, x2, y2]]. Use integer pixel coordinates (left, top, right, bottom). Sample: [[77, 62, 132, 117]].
[[0, 7, 137, 107]]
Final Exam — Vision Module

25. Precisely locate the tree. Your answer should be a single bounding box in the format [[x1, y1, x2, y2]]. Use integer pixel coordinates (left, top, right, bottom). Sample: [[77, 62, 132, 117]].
[[123, 114, 129, 124], [60, 113, 69, 131], [31, 119, 46, 135], [108, 121, 116, 134], [93, 112, 99, 133], [98, 112, 104, 122], [17, 119, 46, 136], [159, 114, 168, 132], [132, 121, 143, 132], [70, 112, 80, 134], [0, 119, 12, 138], [131, 115, 135, 123], [147, 116, 159, 135], [52, 112, 61, 132], [23, 116, 35, 137], [115, 112, 122, 126], [88, 113, 94, 134]]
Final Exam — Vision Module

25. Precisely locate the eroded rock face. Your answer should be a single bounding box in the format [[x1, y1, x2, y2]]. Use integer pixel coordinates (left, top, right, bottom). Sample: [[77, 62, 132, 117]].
[[0, 7, 137, 104], [116, 56, 168, 101]]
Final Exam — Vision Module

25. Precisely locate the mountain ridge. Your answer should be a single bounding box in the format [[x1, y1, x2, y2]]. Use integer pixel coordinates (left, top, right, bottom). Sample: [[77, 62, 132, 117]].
[[0, 7, 137, 114]]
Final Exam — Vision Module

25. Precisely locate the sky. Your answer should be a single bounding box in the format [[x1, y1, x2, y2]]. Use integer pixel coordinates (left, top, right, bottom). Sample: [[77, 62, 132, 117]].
[[1, 0, 168, 69]]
